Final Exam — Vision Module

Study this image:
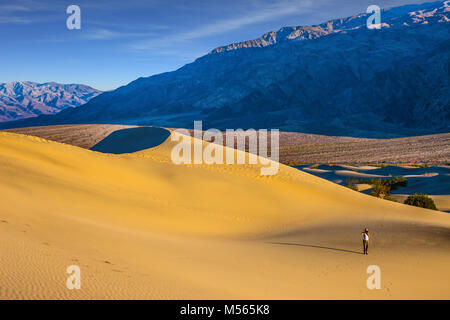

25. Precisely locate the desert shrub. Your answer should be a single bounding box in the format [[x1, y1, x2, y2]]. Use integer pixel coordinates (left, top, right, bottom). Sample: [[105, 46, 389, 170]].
[[370, 180, 391, 199], [389, 176, 408, 189], [360, 178, 377, 185], [360, 177, 407, 190], [409, 163, 430, 168], [383, 195, 398, 202], [346, 178, 359, 191], [404, 193, 437, 210]]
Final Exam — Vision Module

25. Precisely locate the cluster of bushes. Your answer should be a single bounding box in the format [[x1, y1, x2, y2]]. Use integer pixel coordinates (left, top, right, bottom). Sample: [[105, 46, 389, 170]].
[[370, 180, 390, 198], [345, 177, 408, 199], [359, 177, 407, 190], [345, 177, 407, 196], [404, 193, 438, 210], [346, 178, 359, 191], [345, 176, 438, 211], [347, 177, 409, 203]]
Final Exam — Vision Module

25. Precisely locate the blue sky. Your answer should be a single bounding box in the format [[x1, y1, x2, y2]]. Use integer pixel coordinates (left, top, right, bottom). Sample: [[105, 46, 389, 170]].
[[0, 0, 437, 91]]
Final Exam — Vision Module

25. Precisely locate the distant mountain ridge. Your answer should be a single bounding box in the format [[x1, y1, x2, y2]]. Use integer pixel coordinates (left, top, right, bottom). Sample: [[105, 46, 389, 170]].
[[0, 81, 101, 122], [2, 1, 449, 138], [211, 1, 449, 53]]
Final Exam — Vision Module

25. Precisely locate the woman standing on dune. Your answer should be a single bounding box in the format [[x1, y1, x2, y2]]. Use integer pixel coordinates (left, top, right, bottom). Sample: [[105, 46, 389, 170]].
[[361, 228, 370, 255]]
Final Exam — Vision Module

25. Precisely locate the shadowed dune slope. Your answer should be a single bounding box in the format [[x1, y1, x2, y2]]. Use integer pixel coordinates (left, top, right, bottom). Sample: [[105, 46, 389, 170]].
[[0, 131, 449, 299], [90, 127, 171, 154]]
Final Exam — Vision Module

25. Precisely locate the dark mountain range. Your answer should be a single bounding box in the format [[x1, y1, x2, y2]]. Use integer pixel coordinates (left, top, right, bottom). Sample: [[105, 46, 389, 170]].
[[2, 1, 449, 138]]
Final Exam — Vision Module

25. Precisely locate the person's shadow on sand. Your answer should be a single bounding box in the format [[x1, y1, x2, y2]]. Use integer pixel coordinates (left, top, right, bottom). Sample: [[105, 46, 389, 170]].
[[268, 242, 362, 255]]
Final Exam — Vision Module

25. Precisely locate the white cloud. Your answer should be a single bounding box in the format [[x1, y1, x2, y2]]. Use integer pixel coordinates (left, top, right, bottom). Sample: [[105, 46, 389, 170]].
[[0, 0, 59, 24], [0, 16, 32, 24], [0, 4, 32, 12], [131, 0, 315, 50], [84, 28, 157, 40]]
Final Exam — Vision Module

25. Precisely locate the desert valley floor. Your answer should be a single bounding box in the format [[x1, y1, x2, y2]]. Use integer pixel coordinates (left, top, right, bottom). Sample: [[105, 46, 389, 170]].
[[0, 125, 449, 299]]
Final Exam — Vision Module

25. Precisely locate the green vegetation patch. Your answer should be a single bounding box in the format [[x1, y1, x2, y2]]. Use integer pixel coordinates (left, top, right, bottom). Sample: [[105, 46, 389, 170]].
[[360, 177, 407, 191], [404, 193, 438, 211]]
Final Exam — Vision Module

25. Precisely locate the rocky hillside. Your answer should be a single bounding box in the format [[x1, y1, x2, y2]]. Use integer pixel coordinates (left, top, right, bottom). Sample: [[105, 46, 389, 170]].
[[0, 81, 101, 122]]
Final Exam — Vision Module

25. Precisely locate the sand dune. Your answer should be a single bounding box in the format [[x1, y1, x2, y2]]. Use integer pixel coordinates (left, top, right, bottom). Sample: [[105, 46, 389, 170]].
[[302, 167, 332, 173], [3, 124, 135, 149], [403, 173, 439, 178], [334, 170, 389, 179], [0, 131, 449, 299], [338, 165, 380, 171], [356, 184, 373, 192]]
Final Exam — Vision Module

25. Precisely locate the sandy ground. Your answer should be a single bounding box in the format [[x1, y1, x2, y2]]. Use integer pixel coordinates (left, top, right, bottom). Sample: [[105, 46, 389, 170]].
[[0, 131, 449, 299], [356, 184, 374, 192]]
